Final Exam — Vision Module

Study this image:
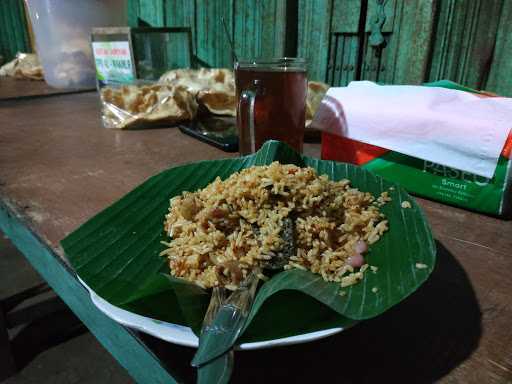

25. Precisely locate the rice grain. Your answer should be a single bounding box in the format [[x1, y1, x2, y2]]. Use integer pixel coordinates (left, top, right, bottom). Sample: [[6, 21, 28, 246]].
[[161, 162, 389, 290]]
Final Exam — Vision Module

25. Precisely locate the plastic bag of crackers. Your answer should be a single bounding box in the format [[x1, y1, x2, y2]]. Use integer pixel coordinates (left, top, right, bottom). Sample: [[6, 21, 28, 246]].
[[99, 68, 329, 130]]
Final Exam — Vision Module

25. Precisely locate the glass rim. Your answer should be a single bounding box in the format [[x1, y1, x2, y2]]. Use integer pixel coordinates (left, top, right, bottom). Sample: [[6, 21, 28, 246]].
[[235, 57, 306, 69]]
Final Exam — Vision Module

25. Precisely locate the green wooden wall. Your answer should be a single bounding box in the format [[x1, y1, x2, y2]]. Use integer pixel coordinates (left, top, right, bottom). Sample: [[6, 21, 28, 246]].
[[360, 0, 436, 85], [486, 0, 512, 96], [297, 0, 510, 95], [1, 0, 511, 95], [128, 0, 295, 68], [126, 0, 510, 94], [428, 0, 503, 89], [0, 0, 31, 64]]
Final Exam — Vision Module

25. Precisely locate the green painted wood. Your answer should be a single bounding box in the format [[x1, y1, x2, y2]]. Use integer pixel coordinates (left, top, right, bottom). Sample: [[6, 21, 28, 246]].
[[0, 0, 30, 63], [327, 33, 360, 86], [388, 0, 435, 84], [364, 0, 395, 33], [326, 0, 361, 86], [360, 0, 435, 84], [484, 1, 512, 97], [164, 0, 196, 67], [428, 0, 503, 89], [165, 0, 195, 34], [234, 0, 289, 60], [127, 0, 140, 27], [194, 0, 233, 68], [135, 0, 170, 78], [0, 1, 16, 60], [121, 0, 511, 93], [0, 203, 180, 384], [166, 0, 293, 66], [298, 0, 333, 82], [331, 0, 361, 33], [139, 0, 165, 26]]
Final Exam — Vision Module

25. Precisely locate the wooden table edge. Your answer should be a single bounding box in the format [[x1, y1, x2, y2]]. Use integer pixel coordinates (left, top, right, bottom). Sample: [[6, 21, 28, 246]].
[[0, 200, 180, 384]]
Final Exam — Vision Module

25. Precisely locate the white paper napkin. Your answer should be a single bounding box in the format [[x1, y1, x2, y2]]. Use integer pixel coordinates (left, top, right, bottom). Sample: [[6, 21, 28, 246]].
[[312, 81, 512, 178]]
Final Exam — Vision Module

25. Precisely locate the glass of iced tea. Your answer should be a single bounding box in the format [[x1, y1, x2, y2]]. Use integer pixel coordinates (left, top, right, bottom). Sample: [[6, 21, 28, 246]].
[[235, 58, 307, 155]]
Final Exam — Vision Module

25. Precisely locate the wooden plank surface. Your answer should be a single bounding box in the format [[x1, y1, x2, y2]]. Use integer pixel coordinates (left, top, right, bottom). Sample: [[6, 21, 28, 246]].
[[485, 0, 512, 97], [326, 0, 362, 86], [0, 92, 511, 383], [428, 0, 503, 89], [0, 77, 92, 101], [134, 0, 295, 68], [360, 0, 436, 84], [297, 0, 333, 82], [0, 0, 30, 63], [138, 0, 165, 26], [0, 92, 236, 255], [195, 0, 233, 68], [234, 0, 290, 59]]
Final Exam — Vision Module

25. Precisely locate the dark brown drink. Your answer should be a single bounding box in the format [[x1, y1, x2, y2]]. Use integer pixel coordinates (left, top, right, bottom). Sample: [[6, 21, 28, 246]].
[[235, 60, 307, 155]]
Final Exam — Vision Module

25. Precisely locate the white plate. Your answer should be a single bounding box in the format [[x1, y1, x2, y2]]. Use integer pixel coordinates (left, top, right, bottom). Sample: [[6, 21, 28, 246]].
[[78, 277, 344, 350]]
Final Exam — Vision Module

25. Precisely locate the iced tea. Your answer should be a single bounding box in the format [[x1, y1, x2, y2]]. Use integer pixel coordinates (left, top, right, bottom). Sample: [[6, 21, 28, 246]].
[[235, 59, 307, 154]]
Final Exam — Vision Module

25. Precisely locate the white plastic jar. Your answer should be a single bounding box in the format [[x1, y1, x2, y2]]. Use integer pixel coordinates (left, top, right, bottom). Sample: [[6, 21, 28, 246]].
[[25, 0, 126, 89]]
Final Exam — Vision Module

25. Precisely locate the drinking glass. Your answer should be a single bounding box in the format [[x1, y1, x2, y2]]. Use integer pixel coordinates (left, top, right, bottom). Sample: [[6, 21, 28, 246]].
[[235, 58, 307, 154]]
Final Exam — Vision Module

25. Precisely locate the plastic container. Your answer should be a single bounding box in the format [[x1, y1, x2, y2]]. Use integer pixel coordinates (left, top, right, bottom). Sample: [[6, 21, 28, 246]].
[[25, 0, 126, 89]]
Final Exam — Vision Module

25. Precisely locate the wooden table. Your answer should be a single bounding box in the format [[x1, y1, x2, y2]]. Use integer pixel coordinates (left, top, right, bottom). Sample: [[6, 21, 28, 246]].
[[1, 92, 511, 384], [0, 77, 93, 100]]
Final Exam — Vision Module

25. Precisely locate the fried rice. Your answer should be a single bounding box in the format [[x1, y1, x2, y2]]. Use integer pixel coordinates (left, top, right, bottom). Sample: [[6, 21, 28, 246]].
[[160, 162, 389, 290]]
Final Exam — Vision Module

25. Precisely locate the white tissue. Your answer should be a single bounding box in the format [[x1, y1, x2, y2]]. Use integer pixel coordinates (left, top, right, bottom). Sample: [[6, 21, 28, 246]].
[[316, 81, 512, 178]]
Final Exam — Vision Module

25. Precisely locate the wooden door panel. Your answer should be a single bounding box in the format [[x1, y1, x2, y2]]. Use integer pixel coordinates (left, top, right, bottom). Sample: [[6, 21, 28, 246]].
[[327, 33, 359, 86], [361, 0, 436, 84]]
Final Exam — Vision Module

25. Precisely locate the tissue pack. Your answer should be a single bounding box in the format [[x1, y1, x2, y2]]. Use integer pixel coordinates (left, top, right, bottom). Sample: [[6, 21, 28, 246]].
[[318, 81, 512, 217], [322, 132, 512, 217]]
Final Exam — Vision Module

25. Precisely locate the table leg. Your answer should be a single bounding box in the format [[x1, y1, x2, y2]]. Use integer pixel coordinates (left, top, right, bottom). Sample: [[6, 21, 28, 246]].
[[0, 203, 179, 384]]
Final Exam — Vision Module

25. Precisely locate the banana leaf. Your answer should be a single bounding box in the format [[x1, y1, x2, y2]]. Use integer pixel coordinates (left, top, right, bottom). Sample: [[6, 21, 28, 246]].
[[61, 140, 436, 343]]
